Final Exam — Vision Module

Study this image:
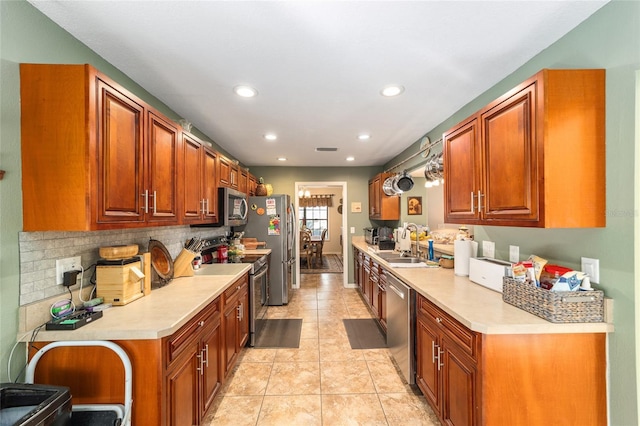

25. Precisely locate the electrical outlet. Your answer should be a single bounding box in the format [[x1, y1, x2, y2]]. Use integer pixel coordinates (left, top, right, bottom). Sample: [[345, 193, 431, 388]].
[[56, 256, 82, 285], [581, 257, 600, 284], [482, 241, 495, 259], [350, 227, 355, 234], [509, 245, 519, 263]]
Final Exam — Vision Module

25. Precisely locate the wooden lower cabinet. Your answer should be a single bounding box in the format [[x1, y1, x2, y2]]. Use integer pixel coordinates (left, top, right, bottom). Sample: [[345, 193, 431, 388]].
[[353, 248, 387, 332], [166, 339, 200, 425], [165, 307, 222, 426], [29, 276, 249, 426], [416, 296, 478, 426], [415, 294, 607, 425], [222, 274, 249, 379]]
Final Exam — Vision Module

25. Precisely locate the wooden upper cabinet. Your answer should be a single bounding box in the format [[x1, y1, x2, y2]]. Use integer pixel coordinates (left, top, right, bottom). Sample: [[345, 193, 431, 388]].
[[96, 78, 146, 225], [181, 133, 218, 224], [368, 172, 400, 221], [443, 117, 480, 223], [248, 174, 257, 196], [217, 155, 238, 189], [443, 69, 605, 228], [147, 111, 179, 223], [20, 63, 181, 230], [238, 168, 249, 194]]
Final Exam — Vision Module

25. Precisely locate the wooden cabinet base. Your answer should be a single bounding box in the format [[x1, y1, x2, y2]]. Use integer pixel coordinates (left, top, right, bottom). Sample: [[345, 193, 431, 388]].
[[480, 333, 607, 425], [29, 340, 164, 425]]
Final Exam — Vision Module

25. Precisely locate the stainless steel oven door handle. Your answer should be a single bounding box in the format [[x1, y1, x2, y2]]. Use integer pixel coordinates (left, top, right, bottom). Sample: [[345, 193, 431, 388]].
[[252, 265, 269, 282]]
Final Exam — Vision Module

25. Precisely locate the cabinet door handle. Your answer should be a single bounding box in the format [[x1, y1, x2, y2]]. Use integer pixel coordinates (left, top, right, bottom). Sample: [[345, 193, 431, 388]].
[[205, 198, 210, 215], [141, 190, 149, 214], [204, 344, 209, 368], [470, 192, 475, 214], [477, 190, 484, 212], [151, 190, 157, 214], [437, 347, 445, 371], [237, 305, 242, 320], [431, 341, 437, 364], [196, 351, 204, 375]]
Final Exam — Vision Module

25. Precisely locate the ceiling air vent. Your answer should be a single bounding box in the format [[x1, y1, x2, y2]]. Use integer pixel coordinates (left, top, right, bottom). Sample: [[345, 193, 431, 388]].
[[315, 147, 338, 152]]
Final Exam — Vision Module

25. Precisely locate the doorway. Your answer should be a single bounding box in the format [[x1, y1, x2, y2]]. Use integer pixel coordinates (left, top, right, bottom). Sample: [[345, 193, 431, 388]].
[[294, 181, 348, 289]]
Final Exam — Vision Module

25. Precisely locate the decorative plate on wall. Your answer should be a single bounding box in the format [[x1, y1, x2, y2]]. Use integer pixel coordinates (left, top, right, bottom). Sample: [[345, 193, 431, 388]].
[[420, 136, 431, 158]]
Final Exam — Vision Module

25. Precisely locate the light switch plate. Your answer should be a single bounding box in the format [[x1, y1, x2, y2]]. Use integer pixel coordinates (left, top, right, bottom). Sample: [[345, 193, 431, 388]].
[[581, 257, 600, 284], [509, 245, 519, 263], [482, 241, 495, 259]]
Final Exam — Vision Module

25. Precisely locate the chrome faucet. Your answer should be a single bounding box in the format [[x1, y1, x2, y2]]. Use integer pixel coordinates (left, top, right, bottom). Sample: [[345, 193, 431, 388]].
[[401, 223, 422, 258]]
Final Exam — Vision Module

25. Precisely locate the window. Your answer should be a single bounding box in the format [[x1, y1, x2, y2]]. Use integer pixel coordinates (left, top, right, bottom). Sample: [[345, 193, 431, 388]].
[[299, 206, 329, 239]]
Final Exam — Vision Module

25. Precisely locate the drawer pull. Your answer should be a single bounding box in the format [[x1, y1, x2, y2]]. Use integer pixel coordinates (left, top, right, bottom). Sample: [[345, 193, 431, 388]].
[[199, 320, 205, 327]]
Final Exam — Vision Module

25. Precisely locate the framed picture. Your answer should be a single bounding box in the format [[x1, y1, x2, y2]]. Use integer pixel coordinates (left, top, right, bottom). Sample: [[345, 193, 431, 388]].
[[408, 196, 422, 215]]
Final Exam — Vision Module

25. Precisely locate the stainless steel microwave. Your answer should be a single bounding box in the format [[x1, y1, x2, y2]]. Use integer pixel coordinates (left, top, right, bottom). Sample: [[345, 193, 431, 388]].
[[218, 187, 248, 227]]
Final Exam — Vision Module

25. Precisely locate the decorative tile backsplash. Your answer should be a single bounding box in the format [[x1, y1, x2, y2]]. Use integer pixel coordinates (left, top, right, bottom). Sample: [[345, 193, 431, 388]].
[[19, 225, 227, 305]]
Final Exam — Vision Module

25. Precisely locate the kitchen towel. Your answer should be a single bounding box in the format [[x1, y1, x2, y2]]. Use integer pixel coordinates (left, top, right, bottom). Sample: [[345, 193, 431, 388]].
[[454, 240, 478, 276]]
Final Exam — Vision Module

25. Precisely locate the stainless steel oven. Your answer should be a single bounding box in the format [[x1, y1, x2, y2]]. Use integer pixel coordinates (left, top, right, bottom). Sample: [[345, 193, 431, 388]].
[[249, 256, 269, 346], [199, 237, 269, 347]]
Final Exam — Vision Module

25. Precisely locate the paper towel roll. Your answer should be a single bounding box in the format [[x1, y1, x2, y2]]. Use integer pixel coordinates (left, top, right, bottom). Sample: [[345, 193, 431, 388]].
[[454, 240, 478, 276]]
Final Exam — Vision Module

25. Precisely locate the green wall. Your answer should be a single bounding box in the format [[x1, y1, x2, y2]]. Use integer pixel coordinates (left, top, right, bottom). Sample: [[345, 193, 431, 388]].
[[250, 165, 382, 281], [0, 0, 227, 382], [1, 0, 639, 423], [385, 2, 639, 424]]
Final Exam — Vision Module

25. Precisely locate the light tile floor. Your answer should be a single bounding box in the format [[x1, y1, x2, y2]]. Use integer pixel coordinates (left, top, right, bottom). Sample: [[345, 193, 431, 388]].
[[203, 273, 440, 426]]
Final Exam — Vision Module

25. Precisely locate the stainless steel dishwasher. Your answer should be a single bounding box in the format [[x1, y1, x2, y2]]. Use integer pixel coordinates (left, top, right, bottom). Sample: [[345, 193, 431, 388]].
[[386, 273, 415, 384]]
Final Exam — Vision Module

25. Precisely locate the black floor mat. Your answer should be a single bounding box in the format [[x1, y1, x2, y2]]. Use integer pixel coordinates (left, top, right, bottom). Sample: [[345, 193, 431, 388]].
[[253, 319, 303, 348], [343, 319, 387, 349]]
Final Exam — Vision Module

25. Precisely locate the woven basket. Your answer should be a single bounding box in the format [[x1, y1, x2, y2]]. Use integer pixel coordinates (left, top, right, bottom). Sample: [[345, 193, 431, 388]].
[[502, 277, 604, 323]]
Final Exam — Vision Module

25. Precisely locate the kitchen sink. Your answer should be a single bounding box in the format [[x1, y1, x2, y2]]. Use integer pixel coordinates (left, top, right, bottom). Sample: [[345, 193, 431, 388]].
[[385, 257, 423, 264], [377, 254, 423, 264]]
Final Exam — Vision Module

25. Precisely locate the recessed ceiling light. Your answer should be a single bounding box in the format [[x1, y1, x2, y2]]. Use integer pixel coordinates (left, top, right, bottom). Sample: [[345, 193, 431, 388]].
[[358, 134, 370, 141], [277, 157, 287, 161], [233, 85, 258, 98], [346, 156, 355, 162], [264, 133, 277, 141], [380, 85, 404, 97]]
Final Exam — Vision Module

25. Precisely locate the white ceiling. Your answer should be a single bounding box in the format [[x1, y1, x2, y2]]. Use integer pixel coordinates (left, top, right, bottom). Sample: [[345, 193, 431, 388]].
[[28, 0, 608, 169]]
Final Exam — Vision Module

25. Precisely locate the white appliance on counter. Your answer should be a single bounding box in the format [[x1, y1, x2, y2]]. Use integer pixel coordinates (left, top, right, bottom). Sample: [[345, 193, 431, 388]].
[[240, 194, 295, 305], [394, 227, 412, 252], [469, 257, 513, 293]]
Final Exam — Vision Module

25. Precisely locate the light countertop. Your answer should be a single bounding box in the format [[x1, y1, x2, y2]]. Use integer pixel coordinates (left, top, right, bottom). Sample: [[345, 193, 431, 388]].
[[22, 262, 253, 342], [353, 238, 613, 335]]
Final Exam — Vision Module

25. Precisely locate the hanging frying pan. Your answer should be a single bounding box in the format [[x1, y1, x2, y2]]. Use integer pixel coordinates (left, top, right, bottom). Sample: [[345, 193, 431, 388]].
[[395, 171, 414, 192]]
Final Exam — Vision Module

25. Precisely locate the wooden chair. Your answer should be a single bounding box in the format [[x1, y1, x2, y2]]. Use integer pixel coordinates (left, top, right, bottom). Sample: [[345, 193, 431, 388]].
[[300, 231, 313, 268], [313, 229, 327, 266]]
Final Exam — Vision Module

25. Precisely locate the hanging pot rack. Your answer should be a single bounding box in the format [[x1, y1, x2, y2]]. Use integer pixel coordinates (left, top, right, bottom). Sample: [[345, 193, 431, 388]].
[[384, 137, 442, 174]]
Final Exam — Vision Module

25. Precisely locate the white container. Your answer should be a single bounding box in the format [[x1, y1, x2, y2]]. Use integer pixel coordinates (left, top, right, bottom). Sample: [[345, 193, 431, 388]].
[[454, 240, 478, 276], [469, 257, 513, 293]]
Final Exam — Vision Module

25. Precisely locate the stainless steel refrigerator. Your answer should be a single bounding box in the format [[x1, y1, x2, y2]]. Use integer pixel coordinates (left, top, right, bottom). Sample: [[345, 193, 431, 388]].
[[240, 194, 295, 305]]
